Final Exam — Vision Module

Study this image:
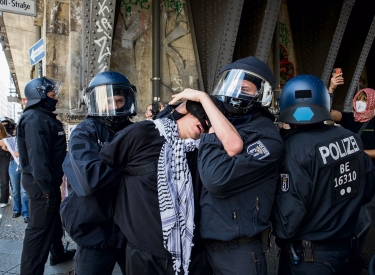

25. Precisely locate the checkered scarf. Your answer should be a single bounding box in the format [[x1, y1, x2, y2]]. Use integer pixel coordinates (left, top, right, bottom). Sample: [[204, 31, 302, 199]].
[[353, 88, 375, 122], [153, 118, 197, 275]]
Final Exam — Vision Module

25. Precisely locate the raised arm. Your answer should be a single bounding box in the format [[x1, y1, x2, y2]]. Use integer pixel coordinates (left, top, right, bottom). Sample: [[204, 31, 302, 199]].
[[169, 89, 243, 156], [329, 72, 344, 123]]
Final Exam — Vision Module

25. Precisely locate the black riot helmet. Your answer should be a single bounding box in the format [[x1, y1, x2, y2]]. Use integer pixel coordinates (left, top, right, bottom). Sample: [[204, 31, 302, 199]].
[[277, 74, 333, 125], [24, 77, 63, 110], [211, 56, 275, 117], [83, 71, 137, 131]]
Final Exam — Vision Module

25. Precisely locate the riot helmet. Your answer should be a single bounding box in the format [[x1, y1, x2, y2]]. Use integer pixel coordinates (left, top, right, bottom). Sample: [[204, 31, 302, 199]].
[[277, 74, 333, 125], [212, 56, 275, 116], [83, 71, 137, 131], [24, 77, 63, 110]]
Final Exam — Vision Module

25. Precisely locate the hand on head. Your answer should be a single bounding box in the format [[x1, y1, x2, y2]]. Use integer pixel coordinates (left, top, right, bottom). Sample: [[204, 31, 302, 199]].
[[169, 89, 209, 105]]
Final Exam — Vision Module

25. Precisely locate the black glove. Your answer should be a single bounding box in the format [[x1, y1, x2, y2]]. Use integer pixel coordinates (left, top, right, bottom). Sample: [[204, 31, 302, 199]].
[[43, 193, 59, 213]]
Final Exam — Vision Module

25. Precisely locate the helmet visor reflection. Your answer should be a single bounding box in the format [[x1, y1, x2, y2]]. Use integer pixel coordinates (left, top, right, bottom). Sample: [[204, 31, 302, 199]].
[[212, 69, 273, 107], [40, 77, 63, 97], [212, 70, 263, 97], [86, 84, 137, 116]]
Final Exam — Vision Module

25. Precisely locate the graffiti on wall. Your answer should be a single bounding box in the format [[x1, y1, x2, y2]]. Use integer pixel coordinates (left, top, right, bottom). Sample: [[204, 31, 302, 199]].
[[162, 0, 186, 19], [115, 0, 198, 105], [120, 12, 150, 49], [278, 22, 294, 88], [121, 0, 150, 15], [82, 0, 116, 87], [279, 22, 291, 50]]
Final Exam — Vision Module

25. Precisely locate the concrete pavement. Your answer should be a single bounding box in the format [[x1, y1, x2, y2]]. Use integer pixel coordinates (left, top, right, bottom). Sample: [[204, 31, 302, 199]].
[[0, 197, 122, 275]]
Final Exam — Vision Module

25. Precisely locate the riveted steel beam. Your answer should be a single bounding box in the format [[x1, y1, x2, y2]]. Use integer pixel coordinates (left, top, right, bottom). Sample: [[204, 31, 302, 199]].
[[82, 0, 116, 89], [188, 0, 244, 92], [255, 0, 281, 63], [344, 16, 375, 111]]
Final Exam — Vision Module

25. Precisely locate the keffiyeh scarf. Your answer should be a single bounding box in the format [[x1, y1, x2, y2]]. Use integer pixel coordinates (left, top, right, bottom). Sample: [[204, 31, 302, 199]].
[[353, 88, 375, 122], [153, 118, 197, 275]]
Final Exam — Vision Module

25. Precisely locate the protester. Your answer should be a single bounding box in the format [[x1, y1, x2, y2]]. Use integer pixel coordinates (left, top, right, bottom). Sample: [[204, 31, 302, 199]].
[[272, 74, 375, 275], [184, 56, 283, 275], [329, 74, 375, 273], [0, 123, 11, 208], [145, 101, 165, 120], [1, 116, 16, 136], [99, 89, 241, 275], [2, 127, 29, 222], [60, 71, 137, 275], [145, 103, 153, 120], [330, 85, 375, 166], [17, 77, 75, 275]]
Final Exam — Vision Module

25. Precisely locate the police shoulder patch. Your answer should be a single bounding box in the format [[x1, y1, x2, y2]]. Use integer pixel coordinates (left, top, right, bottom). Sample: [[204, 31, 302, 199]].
[[280, 174, 290, 192], [246, 140, 270, 160]]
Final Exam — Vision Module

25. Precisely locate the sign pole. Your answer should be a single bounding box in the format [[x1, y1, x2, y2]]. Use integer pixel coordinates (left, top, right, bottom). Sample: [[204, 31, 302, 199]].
[[37, 61, 42, 78]]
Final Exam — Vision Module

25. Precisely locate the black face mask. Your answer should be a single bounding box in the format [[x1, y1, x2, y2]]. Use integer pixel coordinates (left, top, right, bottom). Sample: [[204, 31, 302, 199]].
[[41, 97, 58, 112], [104, 116, 132, 133], [227, 113, 253, 126], [186, 100, 210, 131]]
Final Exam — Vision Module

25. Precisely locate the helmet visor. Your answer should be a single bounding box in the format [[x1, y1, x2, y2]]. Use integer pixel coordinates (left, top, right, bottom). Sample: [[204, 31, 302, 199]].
[[212, 69, 273, 107], [39, 77, 63, 97], [85, 84, 137, 116]]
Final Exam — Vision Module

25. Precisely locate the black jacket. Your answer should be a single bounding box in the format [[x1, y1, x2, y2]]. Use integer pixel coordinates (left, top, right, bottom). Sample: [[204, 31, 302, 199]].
[[100, 120, 207, 260], [198, 111, 284, 241], [17, 107, 66, 195], [60, 117, 129, 249], [271, 124, 375, 241]]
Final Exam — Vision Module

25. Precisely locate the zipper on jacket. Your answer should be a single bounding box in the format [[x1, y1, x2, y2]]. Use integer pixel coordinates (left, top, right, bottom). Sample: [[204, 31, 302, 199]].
[[232, 211, 237, 219], [256, 197, 259, 210]]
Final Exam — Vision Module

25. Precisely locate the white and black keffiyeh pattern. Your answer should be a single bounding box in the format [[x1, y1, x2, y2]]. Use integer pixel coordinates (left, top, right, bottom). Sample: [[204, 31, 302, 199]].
[[153, 118, 197, 275]]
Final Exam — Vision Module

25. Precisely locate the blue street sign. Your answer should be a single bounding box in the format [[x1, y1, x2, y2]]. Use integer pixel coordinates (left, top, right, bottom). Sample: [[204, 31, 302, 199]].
[[29, 38, 45, 66]]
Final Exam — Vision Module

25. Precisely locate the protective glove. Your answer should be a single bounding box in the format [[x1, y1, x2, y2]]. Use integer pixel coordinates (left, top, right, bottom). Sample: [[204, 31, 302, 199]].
[[43, 193, 59, 213]]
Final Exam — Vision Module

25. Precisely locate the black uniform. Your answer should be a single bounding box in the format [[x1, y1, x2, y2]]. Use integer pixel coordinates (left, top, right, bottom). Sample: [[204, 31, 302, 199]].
[[99, 120, 211, 275], [60, 117, 128, 275], [17, 107, 67, 275], [198, 110, 284, 275], [271, 124, 375, 275]]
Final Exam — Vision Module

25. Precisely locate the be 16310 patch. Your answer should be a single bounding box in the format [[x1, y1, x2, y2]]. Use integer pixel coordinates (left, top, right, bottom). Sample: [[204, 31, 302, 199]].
[[247, 140, 270, 160], [331, 157, 360, 204]]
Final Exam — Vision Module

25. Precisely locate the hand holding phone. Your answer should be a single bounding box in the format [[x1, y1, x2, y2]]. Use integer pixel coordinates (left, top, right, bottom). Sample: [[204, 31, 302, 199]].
[[333, 68, 343, 77], [329, 68, 344, 92]]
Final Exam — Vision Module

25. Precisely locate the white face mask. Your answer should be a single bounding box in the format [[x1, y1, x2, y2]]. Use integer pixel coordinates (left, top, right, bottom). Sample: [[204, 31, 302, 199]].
[[356, 101, 367, 113]]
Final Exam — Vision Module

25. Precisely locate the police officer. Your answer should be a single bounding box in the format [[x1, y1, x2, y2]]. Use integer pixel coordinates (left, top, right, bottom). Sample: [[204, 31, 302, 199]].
[[193, 56, 284, 275], [1, 116, 16, 136], [17, 77, 75, 275], [271, 74, 375, 275], [60, 71, 136, 275]]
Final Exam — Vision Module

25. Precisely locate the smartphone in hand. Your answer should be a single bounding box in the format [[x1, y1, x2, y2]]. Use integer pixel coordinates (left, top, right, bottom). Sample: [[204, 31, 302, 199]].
[[333, 68, 342, 75]]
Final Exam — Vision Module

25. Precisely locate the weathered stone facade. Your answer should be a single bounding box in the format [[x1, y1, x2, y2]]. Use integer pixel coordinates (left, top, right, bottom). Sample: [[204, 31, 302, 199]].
[[3, 0, 200, 122]]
